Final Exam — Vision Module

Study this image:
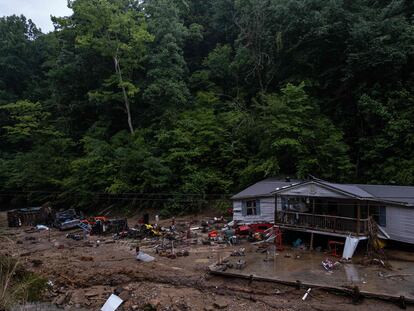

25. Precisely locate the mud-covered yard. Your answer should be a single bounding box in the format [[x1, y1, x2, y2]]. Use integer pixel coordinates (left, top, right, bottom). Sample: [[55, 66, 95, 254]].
[[0, 212, 411, 311]]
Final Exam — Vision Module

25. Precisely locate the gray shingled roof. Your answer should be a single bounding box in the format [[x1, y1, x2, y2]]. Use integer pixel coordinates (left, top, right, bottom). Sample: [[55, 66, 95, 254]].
[[231, 178, 302, 199], [357, 184, 414, 206], [232, 178, 414, 206], [319, 182, 375, 198]]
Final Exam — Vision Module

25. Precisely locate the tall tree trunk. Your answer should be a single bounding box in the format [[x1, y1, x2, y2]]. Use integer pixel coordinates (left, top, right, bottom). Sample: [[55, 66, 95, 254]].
[[113, 56, 134, 134]]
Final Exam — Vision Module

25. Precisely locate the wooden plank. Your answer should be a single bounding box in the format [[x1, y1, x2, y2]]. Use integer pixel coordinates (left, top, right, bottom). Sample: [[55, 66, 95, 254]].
[[209, 268, 414, 304]]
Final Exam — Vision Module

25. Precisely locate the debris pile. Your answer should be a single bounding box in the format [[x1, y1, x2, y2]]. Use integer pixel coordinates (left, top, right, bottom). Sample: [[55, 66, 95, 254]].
[[7, 204, 52, 227]]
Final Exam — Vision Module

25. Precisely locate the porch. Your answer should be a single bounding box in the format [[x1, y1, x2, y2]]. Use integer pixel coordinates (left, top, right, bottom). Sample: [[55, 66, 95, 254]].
[[272, 180, 387, 237], [276, 211, 369, 236]]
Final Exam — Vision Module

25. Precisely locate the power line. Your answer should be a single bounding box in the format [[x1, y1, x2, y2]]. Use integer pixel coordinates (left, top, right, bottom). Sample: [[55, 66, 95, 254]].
[[1, 190, 414, 199], [0, 190, 231, 197]]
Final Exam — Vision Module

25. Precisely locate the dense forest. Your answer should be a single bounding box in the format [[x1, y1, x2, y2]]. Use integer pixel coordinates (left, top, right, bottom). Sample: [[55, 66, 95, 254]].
[[0, 0, 413, 212]]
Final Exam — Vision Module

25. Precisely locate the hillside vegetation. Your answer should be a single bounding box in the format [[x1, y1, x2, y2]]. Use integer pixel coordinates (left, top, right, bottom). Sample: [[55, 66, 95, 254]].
[[0, 0, 413, 211]]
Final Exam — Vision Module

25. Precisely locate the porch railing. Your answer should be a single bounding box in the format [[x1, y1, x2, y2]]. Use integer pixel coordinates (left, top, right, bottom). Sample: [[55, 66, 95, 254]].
[[276, 211, 369, 235]]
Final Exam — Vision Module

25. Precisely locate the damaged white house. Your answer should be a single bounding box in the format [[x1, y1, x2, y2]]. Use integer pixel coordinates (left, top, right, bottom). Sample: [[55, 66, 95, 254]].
[[231, 177, 414, 252]]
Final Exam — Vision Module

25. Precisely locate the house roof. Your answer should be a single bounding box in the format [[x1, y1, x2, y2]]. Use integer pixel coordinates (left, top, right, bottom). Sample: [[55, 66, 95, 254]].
[[232, 177, 414, 206], [231, 178, 302, 199], [319, 182, 375, 198], [357, 184, 414, 206]]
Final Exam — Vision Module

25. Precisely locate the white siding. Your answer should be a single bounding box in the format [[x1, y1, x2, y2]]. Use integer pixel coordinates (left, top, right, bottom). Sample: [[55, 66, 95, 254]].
[[382, 206, 414, 244], [233, 196, 275, 224]]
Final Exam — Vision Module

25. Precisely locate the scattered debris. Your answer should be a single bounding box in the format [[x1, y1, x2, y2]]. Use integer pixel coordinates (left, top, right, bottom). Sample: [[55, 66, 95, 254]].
[[4, 210, 414, 310], [321, 258, 340, 271], [7, 204, 52, 227], [66, 233, 82, 241], [235, 259, 246, 270], [55, 209, 81, 230], [231, 248, 245, 257]]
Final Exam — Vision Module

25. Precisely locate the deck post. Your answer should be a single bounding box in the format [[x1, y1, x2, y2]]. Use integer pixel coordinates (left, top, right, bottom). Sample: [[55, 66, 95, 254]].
[[312, 198, 315, 226], [310, 198, 315, 250], [274, 194, 279, 224], [310, 232, 314, 251], [356, 203, 361, 236]]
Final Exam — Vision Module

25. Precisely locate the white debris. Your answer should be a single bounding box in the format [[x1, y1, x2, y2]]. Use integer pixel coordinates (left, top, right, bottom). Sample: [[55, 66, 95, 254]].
[[342, 236, 359, 259], [302, 288, 311, 301], [101, 294, 123, 311], [136, 251, 155, 262]]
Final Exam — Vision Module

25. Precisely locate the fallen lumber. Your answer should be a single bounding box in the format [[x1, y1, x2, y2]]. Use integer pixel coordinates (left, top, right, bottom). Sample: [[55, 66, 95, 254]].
[[383, 273, 413, 279], [208, 265, 414, 306]]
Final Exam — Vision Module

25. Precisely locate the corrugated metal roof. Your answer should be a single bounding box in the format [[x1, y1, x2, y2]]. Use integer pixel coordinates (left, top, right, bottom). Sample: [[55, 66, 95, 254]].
[[231, 178, 302, 199]]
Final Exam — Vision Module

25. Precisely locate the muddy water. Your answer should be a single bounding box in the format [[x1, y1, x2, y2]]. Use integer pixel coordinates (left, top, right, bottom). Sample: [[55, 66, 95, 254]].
[[226, 249, 414, 299]]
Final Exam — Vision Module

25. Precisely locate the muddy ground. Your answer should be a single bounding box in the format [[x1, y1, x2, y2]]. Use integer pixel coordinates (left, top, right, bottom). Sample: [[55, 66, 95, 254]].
[[0, 212, 411, 311]]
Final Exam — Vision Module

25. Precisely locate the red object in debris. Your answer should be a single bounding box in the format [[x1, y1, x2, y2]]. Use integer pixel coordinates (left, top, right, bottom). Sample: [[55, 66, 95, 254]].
[[238, 225, 250, 232], [95, 216, 108, 222], [208, 230, 218, 238], [328, 240, 345, 258], [80, 216, 108, 231], [249, 223, 273, 234], [235, 225, 250, 236]]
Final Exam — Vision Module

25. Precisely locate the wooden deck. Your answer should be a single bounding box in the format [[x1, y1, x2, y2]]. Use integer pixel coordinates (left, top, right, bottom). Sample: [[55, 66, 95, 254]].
[[276, 211, 369, 235]]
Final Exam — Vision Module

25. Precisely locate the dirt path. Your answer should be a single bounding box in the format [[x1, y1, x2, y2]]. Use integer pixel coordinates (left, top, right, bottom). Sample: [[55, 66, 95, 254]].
[[0, 212, 409, 310]]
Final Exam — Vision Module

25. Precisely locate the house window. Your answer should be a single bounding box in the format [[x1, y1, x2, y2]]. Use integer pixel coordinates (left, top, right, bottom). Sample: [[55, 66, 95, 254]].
[[378, 206, 386, 227], [370, 206, 386, 227], [243, 200, 260, 216]]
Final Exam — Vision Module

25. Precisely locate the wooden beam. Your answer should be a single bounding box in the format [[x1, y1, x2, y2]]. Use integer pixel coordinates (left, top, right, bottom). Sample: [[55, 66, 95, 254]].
[[357, 203, 361, 236], [209, 268, 414, 305], [274, 194, 279, 223], [310, 232, 314, 251]]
